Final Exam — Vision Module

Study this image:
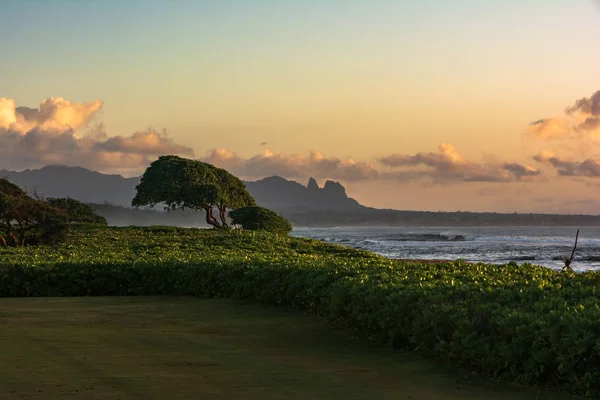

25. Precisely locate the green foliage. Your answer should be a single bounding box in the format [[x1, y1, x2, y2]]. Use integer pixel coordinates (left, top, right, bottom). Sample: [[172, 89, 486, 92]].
[[213, 167, 256, 210], [132, 155, 255, 228], [229, 206, 292, 234], [47, 197, 107, 226], [1, 225, 600, 397], [0, 179, 28, 198], [132, 155, 207, 210], [0, 179, 69, 246]]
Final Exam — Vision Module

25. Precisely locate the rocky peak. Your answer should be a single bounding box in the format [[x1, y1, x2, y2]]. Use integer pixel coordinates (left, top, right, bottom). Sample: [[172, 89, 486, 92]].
[[307, 177, 319, 191], [322, 180, 346, 198]]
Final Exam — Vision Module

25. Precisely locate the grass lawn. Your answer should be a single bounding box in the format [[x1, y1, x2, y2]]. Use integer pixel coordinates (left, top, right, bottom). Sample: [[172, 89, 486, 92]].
[[0, 297, 584, 400]]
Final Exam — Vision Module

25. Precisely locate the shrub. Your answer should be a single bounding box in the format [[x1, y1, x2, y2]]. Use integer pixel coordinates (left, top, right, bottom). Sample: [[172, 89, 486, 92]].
[[229, 206, 292, 234], [0, 179, 69, 246], [47, 197, 107, 226]]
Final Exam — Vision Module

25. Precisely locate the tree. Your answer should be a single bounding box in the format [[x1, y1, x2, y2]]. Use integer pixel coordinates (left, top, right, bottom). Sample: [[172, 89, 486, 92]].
[[229, 206, 292, 235], [47, 197, 108, 225], [0, 179, 69, 247], [213, 167, 256, 227], [132, 155, 255, 228]]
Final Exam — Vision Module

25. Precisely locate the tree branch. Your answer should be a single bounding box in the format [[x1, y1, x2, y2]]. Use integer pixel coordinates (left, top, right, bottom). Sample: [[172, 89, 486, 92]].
[[562, 229, 579, 272]]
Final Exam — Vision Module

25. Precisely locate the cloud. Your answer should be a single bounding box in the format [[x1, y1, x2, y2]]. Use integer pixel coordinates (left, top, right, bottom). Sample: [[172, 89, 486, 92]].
[[574, 116, 600, 133], [0, 97, 103, 135], [378, 144, 540, 183], [526, 90, 600, 140], [0, 97, 194, 174], [533, 150, 600, 177], [567, 89, 600, 133], [94, 130, 194, 156], [525, 118, 572, 139], [379, 143, 463, 168], [565, 90, 600, 117], [202, 148, 379, 181], [501, 162, 541, 179]]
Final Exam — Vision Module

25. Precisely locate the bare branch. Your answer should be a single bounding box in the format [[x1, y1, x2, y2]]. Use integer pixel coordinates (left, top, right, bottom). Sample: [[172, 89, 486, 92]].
[[562, 229, 579, 272]]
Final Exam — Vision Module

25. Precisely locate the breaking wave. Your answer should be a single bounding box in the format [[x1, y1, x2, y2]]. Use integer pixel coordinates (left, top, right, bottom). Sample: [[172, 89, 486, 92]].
[[382, 233, 468, 242], [291, 226, 600, 272]]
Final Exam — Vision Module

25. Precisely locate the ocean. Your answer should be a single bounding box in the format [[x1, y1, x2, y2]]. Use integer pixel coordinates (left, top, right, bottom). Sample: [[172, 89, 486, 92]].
[[290, 226, 600, 272]]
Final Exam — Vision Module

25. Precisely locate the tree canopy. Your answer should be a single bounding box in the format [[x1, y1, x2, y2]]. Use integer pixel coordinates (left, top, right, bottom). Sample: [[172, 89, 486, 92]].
[[132, 155, 255, 228], [0, 179, 69, 247], [47, 197, 107, 226], [229, 206, 292, 235]]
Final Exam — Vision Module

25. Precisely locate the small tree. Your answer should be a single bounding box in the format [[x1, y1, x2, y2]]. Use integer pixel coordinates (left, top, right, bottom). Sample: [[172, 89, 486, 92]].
[[0, 179, 69, 247], [47, 197, 107, 225], [229, 206, 292, 235], [132, 155, 255, 228]]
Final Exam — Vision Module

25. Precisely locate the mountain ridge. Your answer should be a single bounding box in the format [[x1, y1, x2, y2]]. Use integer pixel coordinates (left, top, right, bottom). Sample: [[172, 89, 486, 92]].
[[3, 165, 600, 227], [0, 165, 362, 212]]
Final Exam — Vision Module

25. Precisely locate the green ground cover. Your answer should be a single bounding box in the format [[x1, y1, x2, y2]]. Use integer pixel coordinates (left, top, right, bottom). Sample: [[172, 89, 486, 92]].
[[0, 296, 583, 400], [0, 225, 599, 397]]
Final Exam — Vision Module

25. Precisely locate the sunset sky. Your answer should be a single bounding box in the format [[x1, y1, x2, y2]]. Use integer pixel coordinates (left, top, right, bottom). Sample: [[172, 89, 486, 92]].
[[1, 0, 600, 213]]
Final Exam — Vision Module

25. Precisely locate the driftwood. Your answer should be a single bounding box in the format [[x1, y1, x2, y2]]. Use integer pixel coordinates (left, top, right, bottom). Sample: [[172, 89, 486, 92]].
[[562, 229, 579, 272]]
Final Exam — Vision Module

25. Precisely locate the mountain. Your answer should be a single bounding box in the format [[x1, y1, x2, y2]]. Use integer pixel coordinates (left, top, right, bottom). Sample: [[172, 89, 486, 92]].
[[243, 176, 361, 212], [0, 165, 139, 206], [4, 165, 600, 227], [0, 165, 362, 214]]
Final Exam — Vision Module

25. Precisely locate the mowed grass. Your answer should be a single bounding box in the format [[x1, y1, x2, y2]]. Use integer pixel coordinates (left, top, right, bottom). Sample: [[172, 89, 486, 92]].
[[0, 297, 584, 400]]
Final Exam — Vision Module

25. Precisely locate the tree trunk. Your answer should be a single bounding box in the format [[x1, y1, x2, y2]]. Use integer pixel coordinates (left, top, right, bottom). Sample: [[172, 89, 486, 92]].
[[204, 207, 222, 228], [8, 232, 20, 247], [218, 206, 229, 228]]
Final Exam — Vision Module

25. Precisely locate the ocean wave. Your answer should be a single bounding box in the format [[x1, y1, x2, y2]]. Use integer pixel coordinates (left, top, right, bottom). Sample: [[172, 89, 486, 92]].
[[381, 233, 468, 242], [552, 255, 600, 262], [509, 255, 536, 261], [290, 226, 600, 271]]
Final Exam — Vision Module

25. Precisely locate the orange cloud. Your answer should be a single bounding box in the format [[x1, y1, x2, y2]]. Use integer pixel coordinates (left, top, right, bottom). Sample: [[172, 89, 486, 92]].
[[533, 150, 600, 177], [565, 90, 600, 117], [1, 97, 103, 135], [0, 97, 194, 174], [94, 130, 194, 156], [525, 118, 572, 139], [379, 144, 540, 183], [203, 148, 378, 181], [526, 90, 600, 140]]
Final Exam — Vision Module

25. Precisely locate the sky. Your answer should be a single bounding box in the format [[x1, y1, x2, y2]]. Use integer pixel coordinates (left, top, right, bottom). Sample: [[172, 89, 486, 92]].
[[1, 0, 599, 213]]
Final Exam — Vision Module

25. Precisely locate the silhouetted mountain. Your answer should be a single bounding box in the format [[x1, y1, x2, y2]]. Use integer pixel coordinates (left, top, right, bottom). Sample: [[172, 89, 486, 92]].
[[243, 176, 361, 212], [0, 165, 139, 206], [0, 166, 363, 218], [3, 165, 600, 227]]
